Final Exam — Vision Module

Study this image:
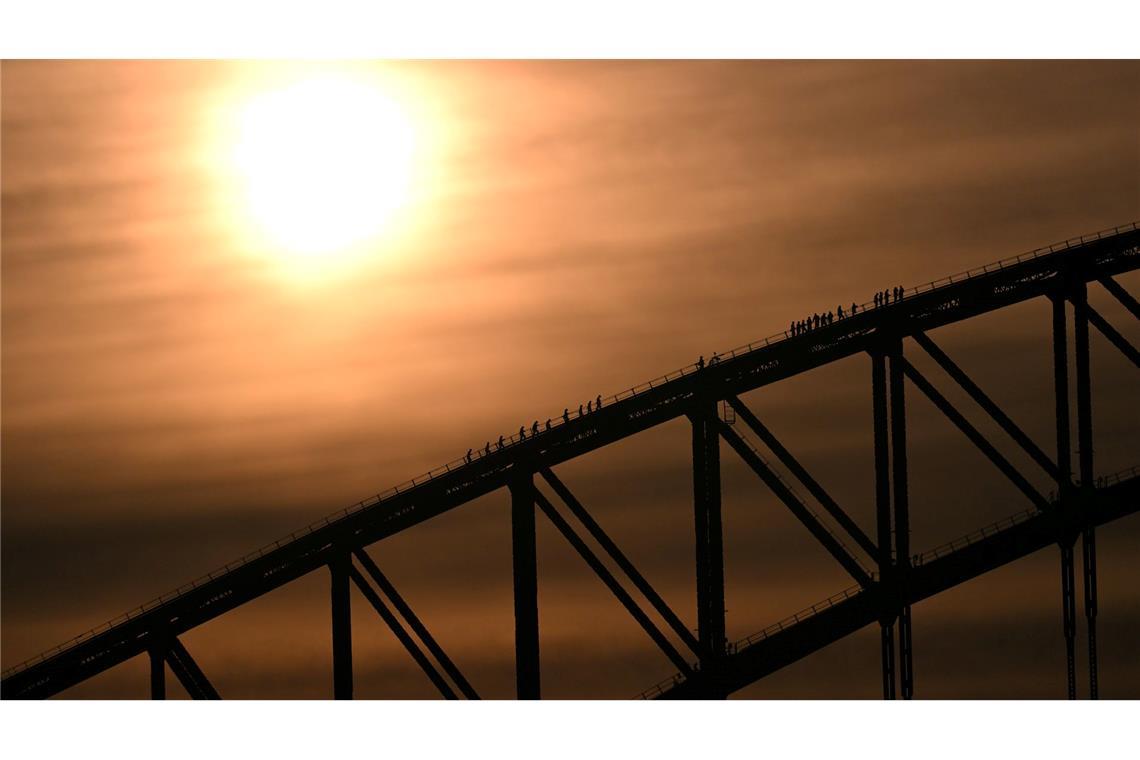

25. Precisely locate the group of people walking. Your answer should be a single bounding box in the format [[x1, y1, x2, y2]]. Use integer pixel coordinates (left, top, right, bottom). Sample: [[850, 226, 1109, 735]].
[[790, 285, 906, 337], [460, 282, 913, 466], [464, 394, 604, 464], [874, 286, 906, 308]]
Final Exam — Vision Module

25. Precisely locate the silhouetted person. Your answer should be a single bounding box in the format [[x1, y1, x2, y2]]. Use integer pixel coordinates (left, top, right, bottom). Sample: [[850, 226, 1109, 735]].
[[532, 420, 539, 436], [587, 400, 592, 414], [579, 403, 584, 417], [596, 394, 602, 409], [874, 292, 880, 308], [545, 419, 552, 431], [851, 302, 858, 315], [837, 305, 844, 319], [497, 435, 504, 450], [519, 426, 526, 440], [697, 355, 705, 370], [485, 442, 491, 456], [827, 311, 834, 324], [563, 408, 570, 424], [465, 449, 472, 464], [790, 320, 795, 336], [709, 352, 720, 365], [813, 313, 820, 329]]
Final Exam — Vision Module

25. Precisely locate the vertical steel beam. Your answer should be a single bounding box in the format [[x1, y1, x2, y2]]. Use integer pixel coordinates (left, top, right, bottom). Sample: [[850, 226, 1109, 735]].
[[1053, 296, 1072, 489], [880, 623, 896, 701], [510, 472, 540, 699], [1052, 294, 1077, 700], [149, 645, 165, 700], [1061, 544, 1078, 699], [1073, 282, 1098, 699], [330, 552, 353, 700], [871, 350, 896, 700], [692, 399, 725, 669], [889, 343, 913, 700]]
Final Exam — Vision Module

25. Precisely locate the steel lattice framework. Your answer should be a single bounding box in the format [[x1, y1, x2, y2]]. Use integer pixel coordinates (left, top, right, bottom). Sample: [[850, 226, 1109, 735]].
[[3, 223, 1139, 700]]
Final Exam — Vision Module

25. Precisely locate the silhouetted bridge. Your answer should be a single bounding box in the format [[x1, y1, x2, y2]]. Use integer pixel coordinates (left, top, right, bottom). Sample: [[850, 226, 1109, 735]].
[[3, 223, 1139, 700]]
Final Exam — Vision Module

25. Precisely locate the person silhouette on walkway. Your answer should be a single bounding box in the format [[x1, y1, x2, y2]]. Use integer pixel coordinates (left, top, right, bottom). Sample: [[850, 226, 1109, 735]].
[[587, 400, 593, 414], [813, 313, 820, 330], [497, 435, 504, 450], [827, 311, 834, 324], [851, 302, 858, 315], [697, 355, 705, 370], [563, 408, 570, 424], [579, 403, 584, 417], [532, 420, 539, 436], [485, 442, 491, 456], [596, 394, 602, 409], [874, 292, 881, 308], [790, 320, 795, 336], [545, 419, 552, 431], [519, 426, 526, 440], [837, 305, 844, 320], [465, 449, 472, 464]]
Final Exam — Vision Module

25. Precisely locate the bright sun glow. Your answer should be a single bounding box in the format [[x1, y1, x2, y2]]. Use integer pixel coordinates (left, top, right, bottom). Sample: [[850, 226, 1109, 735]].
[[231, 74, 417, 265]]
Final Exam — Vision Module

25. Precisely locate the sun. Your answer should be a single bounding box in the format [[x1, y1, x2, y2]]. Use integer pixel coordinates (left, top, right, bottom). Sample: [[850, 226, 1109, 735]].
[[230, 74, 417, 267]]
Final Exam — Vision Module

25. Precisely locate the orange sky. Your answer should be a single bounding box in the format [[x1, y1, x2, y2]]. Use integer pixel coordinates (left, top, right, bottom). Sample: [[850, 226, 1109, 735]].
[[2, 60, 1138, 698]]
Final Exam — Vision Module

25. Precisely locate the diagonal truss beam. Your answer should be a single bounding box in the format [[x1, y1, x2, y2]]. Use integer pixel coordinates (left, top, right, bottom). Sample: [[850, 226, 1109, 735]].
[[912, 331, 1060, 479], [165, 637, 220, 700], [352, 549, 479, 699], [538, 467, 701, 656], [899, 358, 1049, 511], [1098, 276, 1140, 321], [716, 421, 872, 588], [1086, 304, 1140, 369], [532, 489, 695, 677], [348, 564, 458, 699], [725, 396, 878, 559]]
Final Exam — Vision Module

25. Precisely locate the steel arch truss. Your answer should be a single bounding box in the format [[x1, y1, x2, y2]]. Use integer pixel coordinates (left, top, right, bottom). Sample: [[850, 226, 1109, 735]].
[[3, 226, 1138, 701]]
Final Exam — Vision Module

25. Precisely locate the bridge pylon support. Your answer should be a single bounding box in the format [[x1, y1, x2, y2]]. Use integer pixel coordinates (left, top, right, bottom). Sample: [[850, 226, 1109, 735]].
[[691, 397, 726, 693], [889, 342, 913, 700], [1051, 293, 1078, 699], [148, 644, 166, 700], [330, 552, 353, 700], [871, 339, 913, 699], [510, 472, 541, 699], [1073, 282, 1098, 699]]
